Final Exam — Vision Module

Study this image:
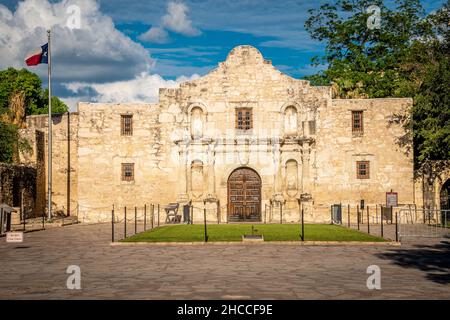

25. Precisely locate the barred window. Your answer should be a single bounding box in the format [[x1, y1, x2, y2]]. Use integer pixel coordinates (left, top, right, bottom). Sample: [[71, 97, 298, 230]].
[[121, 115, 133, 136], [236, 108, 252, 131], [352, 111, 363, 134], [121, 163, 134, 181], [356, 161, 370, 179]]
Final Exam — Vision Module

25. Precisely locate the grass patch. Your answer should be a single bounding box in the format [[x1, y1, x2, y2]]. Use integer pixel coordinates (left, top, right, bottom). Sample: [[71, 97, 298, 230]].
[[122, 224, 385, 242]]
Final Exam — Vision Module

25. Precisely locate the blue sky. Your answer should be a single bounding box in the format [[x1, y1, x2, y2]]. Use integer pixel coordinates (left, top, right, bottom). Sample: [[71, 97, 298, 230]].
[[0, 0, 446, 109]]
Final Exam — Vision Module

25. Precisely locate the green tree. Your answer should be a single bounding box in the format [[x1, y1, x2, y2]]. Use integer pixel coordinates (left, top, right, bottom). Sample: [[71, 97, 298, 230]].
[[305, 0, 449, 167], [39, 89, 70, 115], [0, 67, 68, 116], [0, 120, 31, 163], [0, 67, 42, 116], [0, 67, 68, 164]]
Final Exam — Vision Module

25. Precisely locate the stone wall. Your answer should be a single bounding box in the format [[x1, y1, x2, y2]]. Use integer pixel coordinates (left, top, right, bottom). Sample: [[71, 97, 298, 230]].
[[77, 103, 172, 222], [0, 163, 36, 218], [17, 46, 417, 223], [19, 113, 78, 217], [75, 46, 415, 223], [414, 160, 450, 210], [312, 98, 415, 219]]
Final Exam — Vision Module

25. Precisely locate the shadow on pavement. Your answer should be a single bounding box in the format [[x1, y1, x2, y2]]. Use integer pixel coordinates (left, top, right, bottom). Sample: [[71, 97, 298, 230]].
[[376, 238, 450, 284]]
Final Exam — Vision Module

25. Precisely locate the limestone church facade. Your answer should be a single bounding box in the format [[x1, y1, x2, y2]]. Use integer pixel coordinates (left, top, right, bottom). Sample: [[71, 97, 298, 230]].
[[21, 46, 414, 223]]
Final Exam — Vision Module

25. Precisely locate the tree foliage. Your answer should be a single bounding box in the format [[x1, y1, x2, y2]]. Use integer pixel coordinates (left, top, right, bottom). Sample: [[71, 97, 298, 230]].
[[0, 67, 68, 164], [0, 67, 68, 116], [305, 0, 450, 168]]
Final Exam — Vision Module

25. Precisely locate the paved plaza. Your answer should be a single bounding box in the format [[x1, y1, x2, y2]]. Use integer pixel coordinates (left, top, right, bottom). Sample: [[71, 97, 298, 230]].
[[0, 223, 449, 299]]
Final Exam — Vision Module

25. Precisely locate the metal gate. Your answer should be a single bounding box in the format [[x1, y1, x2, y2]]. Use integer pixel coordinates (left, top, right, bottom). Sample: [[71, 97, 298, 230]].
[[398, 208, 450, 240]]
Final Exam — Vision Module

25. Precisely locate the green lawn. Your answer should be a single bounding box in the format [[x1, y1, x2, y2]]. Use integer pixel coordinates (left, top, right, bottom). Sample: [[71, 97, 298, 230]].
[[122, 224, 385, 242]]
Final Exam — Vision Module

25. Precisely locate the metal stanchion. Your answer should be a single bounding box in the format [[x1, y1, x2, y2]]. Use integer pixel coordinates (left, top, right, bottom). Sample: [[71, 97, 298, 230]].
[[301, 208, 304, 241], [151, 204, 154, 229], [381, 209, 384, 238], [111, 205, 115, 243], [203, 206, 208, 242], [367, 206, 370, 234], [124, 206, 127, 239], [395, 211, 399, 242], [348, 204, 350, 228], [144, 204, 147, 231], [134, 206, 137, 235], [357, 205, 360, 230]]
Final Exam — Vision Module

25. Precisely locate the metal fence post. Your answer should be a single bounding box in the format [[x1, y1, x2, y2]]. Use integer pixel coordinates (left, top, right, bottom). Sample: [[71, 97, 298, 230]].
[[301, 208, 304, 241], [134, 206, 137, 235], [367, 206, 370, 234], [348, 204, 350, 228], [203, 206, 208, 242], [357, 205, 360, 230], [111, 205, 115, 243], [395, 211, 399, 242], [151, 204, 154, 229], [330, 205, 332, 224], [124, 206, 127, 239], [381, 209, 384, 238], [144, 204, 147, 231]]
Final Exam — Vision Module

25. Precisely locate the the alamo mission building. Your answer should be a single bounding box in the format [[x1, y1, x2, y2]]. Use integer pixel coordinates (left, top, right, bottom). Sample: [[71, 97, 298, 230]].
[[14, 45, 447, 224]]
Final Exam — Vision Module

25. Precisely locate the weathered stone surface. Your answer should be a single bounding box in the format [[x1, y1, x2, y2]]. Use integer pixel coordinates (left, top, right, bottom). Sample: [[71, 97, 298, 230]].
[[0, 163, 36, 218], [19, 46, 415, 223]]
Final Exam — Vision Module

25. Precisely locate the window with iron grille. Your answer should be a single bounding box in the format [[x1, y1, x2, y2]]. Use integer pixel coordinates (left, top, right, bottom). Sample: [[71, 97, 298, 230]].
[[352, 111, 363, 134], [121, 115, 133, 136], [121, 163, 134, 181], [235, 108, 253, 131], [356, 161, 370, 179]]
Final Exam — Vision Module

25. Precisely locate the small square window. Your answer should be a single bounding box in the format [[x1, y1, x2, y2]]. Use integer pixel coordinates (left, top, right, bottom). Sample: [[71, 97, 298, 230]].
[[236, 108, 252, 131], [121, 163, 134, 181], [356, 161, 370, 179], [121, 115, 133, 136]]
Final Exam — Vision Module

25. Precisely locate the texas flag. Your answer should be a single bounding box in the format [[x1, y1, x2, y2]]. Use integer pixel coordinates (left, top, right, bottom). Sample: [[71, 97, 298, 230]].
[[25, 43, 48, 66]]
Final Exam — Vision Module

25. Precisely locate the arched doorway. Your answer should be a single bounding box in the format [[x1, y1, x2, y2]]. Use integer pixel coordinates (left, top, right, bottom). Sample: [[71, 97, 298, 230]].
[[228, 167, 261, 222], [440, 179, 450, 210]]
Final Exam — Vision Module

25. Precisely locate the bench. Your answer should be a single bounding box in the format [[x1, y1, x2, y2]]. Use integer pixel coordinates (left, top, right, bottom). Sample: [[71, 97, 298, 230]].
[[164, 203, 181, 223]]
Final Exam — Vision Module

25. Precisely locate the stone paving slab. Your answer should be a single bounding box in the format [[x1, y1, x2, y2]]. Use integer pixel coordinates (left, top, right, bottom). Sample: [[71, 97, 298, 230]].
[[0, 223, 449, 300]]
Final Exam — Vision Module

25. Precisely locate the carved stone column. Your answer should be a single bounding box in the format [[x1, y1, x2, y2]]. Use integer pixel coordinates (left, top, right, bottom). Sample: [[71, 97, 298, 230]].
[[176, 143, 189, 203], [206, 141, 216, 198], [301, 145, 311, 194], [272, 139, 284, 202]]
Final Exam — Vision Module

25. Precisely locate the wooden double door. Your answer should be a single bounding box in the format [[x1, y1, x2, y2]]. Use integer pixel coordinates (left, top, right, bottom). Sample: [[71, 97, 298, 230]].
[[227, 168, 261, 222]]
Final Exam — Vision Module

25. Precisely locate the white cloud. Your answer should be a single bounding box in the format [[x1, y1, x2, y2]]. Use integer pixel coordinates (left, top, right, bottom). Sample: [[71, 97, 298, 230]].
[[138, 26, 169, 44], [162, 1, 200, 36], [138, 1, 200, 43], [64, 72, 200, 107], [0, 0, 154, 83], [0, 0, 202, 111]]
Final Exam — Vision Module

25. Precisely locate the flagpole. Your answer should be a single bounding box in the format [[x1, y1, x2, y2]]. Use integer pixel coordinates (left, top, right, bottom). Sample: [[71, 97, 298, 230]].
[[47, 29, 52, 221]]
